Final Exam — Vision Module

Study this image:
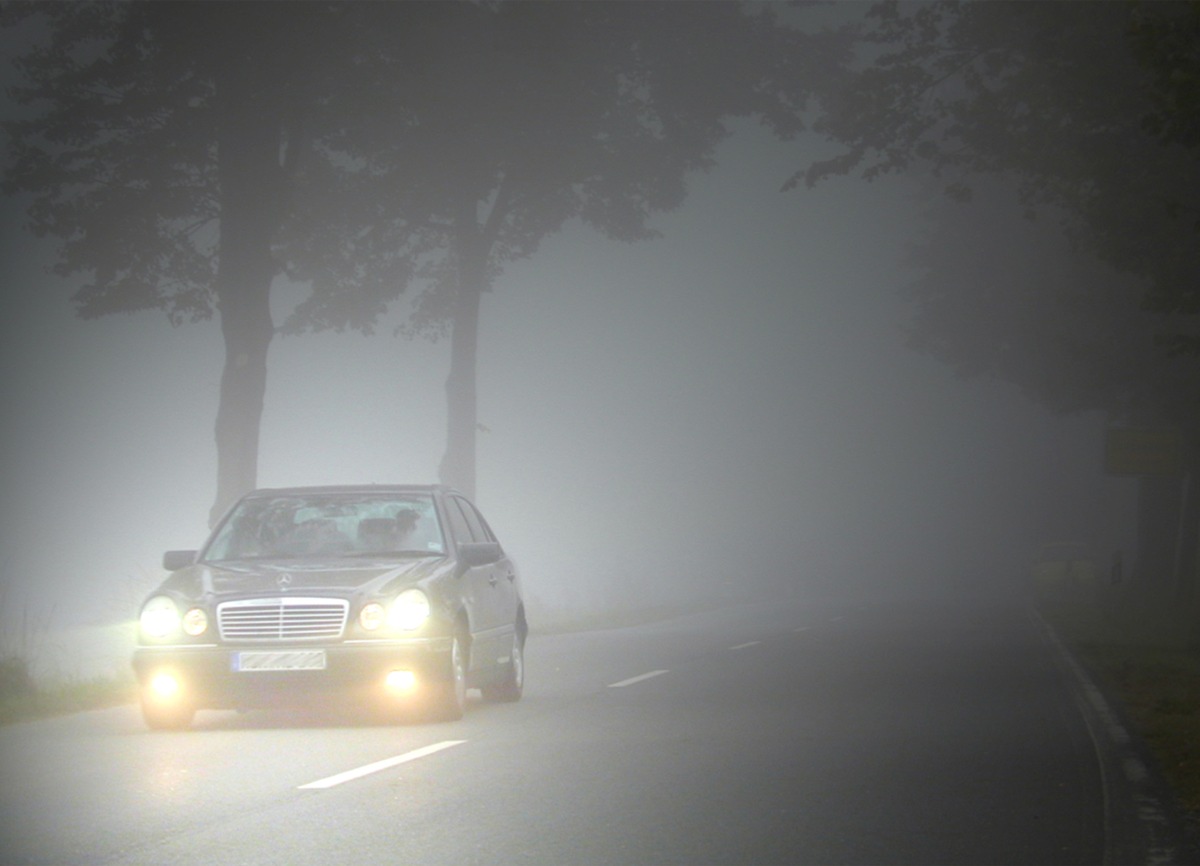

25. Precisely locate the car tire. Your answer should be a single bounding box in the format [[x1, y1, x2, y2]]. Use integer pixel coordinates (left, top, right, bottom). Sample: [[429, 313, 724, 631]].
[[427, 632, 467, 721], [481, 632, 524, 703], [140, 690, 195, 731]]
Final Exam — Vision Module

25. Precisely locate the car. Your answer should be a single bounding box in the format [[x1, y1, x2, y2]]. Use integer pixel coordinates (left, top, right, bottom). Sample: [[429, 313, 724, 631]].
[[131, 484, 526, 730]]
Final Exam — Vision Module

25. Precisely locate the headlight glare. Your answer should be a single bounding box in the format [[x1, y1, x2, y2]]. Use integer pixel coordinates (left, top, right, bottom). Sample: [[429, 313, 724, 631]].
[[388, 589, 430, 631], [140, 595, 180, 639], [149, 671, 181, 698]]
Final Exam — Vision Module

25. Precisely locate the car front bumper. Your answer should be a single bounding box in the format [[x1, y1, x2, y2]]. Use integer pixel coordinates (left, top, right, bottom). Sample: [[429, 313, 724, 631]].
[[132, 636, 454, 710]]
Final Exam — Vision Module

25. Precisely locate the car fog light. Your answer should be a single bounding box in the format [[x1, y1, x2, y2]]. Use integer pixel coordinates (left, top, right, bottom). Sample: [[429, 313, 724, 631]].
[[182, 608, 208, 637], [385, 670, 416, 692], [149, 672, 181, 698]]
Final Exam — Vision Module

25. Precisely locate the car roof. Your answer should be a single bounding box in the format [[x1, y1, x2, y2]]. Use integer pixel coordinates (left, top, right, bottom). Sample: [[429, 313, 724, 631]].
[[241, 484, 459, 499]]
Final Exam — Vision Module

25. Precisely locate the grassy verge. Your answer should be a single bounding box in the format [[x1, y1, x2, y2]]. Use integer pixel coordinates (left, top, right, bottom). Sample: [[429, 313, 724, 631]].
[[0, 654, 136, 726], [1037, 583, 1200, 816]]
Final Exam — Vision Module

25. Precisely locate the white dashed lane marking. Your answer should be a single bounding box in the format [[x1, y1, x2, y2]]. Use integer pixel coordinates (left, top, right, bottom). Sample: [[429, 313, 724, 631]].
[[299, 740, 467, 790], [608, 670, 670, 688], [729, 641, 762, 651]]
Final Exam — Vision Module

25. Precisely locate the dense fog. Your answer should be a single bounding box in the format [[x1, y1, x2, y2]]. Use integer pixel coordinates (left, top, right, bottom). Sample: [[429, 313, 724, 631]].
[[0, 7, 1139, 678]]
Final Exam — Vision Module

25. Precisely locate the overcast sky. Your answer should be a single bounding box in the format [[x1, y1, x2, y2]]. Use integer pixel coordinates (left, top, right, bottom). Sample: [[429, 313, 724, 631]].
[[0, 20, 1136, 677]]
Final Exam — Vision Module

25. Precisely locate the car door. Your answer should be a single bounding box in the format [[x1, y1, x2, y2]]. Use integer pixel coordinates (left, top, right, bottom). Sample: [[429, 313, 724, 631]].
[[458, 496, 518, 630], [445, 495, 512, 669]]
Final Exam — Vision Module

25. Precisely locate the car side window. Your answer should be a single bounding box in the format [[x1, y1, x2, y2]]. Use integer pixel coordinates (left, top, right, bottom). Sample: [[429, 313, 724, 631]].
[[470, 506, 500, 544], [443, 497, 475, 546], [450, 496, 492, 543]]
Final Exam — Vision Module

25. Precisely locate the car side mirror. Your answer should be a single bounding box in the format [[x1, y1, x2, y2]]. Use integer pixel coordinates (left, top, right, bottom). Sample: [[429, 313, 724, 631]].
[[162, 550, 197, 571], [457, 541, 502, 567]]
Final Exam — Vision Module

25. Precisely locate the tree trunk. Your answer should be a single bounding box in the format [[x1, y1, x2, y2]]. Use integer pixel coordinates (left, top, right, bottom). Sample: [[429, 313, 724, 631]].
[[438, 212, 488, 499], [208, 79, 283, 527]]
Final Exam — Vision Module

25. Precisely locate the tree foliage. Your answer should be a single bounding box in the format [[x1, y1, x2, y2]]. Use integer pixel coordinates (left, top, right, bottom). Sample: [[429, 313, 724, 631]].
[[1130, 1, 1200, 335], [2, 2, 426, 521], [798, 0, 1200, 600], [4, 1, 218, 323], [283, 1, 851, 496], [797, 0, 1200, 369], [3, 1, 853, 506], [3, 2, 380, 319]]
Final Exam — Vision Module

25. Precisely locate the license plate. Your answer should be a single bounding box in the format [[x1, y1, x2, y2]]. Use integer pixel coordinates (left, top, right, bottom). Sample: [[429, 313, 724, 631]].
[[233, 650, 327, 672]]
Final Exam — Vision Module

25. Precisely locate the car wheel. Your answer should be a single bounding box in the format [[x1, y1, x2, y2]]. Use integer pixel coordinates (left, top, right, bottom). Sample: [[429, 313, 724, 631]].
[[427, 632, 467, 721], [140, 689, 195, 731], [481, 632, 524, 703]]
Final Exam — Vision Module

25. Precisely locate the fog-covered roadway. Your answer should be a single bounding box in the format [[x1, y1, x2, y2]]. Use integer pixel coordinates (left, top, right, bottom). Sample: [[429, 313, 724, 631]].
[[0, 589, 1185, 864]]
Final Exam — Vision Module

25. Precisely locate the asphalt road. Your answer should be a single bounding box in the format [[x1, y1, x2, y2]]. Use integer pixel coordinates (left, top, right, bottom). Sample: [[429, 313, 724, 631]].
[[0, 588, 1191, 865]]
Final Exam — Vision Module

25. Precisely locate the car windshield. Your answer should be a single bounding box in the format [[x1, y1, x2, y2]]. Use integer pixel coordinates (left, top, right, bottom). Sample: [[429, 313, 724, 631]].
[[203, 492, 445, 561]]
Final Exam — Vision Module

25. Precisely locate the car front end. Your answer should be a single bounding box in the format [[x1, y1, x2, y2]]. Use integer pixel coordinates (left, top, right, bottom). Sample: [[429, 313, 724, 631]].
[[134, 564, 464, 727], [132, 486, 468, 728]]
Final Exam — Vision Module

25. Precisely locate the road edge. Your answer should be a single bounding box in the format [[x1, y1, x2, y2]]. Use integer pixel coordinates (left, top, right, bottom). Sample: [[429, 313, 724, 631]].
[[1033, 608, 1199, 865]]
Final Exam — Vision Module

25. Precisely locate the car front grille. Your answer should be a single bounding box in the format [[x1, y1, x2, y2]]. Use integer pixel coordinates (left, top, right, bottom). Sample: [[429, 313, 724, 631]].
[[217, 597, 349, 642]]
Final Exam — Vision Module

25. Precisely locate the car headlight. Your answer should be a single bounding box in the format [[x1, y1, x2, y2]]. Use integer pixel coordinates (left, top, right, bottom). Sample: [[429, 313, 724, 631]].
[[182, 607, 208, 637], [360, 601, 386, 631], [388, 589, 430, 631], [140, 595, 181, 639]]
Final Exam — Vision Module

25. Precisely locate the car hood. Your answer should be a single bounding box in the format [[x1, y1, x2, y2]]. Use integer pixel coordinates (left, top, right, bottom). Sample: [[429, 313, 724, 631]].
[[161, 556, 451, 600]]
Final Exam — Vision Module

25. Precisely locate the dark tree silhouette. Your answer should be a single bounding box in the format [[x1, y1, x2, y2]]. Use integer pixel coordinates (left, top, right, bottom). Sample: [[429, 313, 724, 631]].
[[3, 1, 849, 515], [1, 2, 417, 524], [284, 1, 849, 498], [797, 1, 1199, 360], [797, 1, 1200, 604]]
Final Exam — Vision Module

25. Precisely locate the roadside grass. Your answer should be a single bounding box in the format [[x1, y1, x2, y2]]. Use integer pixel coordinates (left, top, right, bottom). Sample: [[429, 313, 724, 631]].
[[0, 666, 137, 726], [0, 589, 139, 726], [1037, 582, 1200, 816], [0, 566, 168, 726]]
